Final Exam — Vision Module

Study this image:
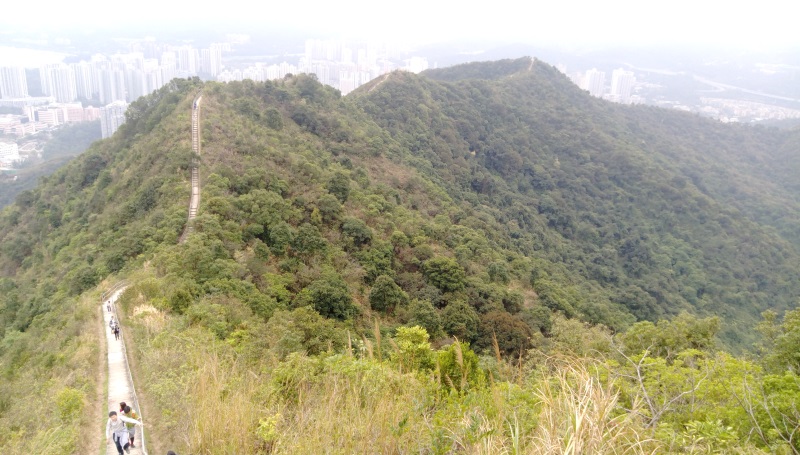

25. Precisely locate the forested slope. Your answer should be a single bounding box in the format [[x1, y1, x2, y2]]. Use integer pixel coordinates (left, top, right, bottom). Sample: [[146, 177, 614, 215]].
[[357, 59, 800, 345], [1, 59, 800, 453]]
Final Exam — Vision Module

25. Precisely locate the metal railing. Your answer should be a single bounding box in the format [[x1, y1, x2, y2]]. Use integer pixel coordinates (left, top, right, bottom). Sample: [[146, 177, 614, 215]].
[[104, 281, 148, 455]]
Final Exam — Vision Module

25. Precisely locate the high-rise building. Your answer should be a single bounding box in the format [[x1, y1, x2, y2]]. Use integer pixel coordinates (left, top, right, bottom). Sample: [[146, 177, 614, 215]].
[[125, 67, 146, 102], [583, 68, 606, 97], [611, 68, 636, 103], [72, 61, 95, 100], [0, 142, 21, 167], [100, 100, 128, 138], [40, 64, 78, 103], [209, 44, 223, 77], [0, 66, 29, 99], [175, 46, 198, 76]]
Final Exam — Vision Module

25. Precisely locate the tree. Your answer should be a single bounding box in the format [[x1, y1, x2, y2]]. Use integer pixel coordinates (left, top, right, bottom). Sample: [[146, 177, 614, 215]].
[[391, 326, 434, 373], [315, 194, 342, 224], [297, 274, 358, 320], [268, 222, 295, 256], [357, 241, 394, 283], [341, 217, 372, 247], [291, 223, 328, 256], [441, 300, 479, 342], [618, 312, 720, 361], [422, 257, 466, 293], [759, 308, 800, 373], [369, 275, 408, 313], [487, 262, 510, 284], [476, 311, 532, 356], [326, 171, 351, 203], [408, 299, 443, 338], [265, 108, 284, 130]]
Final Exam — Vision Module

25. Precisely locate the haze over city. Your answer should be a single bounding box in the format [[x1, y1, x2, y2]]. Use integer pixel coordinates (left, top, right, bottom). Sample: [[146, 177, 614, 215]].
[[1, 0, 799, 49]]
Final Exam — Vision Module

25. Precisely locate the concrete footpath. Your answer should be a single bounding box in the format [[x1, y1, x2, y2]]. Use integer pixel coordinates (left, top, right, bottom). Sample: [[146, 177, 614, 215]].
[[102, 289, 147, 455]]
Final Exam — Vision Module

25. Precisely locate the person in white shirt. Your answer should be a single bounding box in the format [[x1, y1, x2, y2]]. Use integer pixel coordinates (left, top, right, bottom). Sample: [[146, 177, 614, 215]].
[[106, 410, 143, 454]]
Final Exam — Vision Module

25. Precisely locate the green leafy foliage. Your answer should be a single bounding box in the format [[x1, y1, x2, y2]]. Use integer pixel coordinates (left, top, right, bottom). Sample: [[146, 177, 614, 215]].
[[296, 273, 359, 320], [369, 275, 409, 313], [441, 300, 480, 342], [422, 257, 466, 293]]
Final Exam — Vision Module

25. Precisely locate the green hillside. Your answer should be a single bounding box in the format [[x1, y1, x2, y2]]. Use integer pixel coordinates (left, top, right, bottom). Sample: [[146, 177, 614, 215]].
[[1, 60, 800, 454]]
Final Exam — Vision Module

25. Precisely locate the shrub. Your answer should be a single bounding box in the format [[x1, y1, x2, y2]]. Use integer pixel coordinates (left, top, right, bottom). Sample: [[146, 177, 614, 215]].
[[422, 257, 466, 293], [369, 275, 409, 313], [264, 307, 344, 358], [56, 387, 84, 422], [297, 274, 359, 320], [441, 300, 479, 343], [476, 310, 533, 356], [341, 217, 373, 247], [437, 341, 484, 392], [391, 325, 434, 372], [326, 171, 351, 203], [408, 299, 443, 338]]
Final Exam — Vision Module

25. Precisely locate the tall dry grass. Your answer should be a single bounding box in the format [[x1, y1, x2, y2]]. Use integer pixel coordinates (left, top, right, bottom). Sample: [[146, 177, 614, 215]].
[[529, 358, 658, 455], [189, 354, 259, 454]]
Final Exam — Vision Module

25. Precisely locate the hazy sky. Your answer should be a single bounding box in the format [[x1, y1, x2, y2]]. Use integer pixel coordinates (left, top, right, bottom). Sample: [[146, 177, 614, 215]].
[[1, 0, 797, 50]]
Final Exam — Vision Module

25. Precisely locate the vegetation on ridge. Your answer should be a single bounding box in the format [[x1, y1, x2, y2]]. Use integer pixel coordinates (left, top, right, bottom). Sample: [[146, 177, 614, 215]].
[[1, 59, 800, 453]]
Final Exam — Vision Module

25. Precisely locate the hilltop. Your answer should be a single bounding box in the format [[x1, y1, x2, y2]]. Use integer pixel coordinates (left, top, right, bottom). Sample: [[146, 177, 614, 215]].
[[1, 59, 800, 453]]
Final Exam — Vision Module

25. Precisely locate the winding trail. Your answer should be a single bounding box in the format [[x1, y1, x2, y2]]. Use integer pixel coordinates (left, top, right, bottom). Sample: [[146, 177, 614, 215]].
[[179, 94, 202, 244], [100, 94, 202, 454], [102, 283, 148, 455]]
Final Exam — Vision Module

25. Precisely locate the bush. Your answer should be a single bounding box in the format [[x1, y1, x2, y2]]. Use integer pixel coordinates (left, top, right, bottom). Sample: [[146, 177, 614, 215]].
[[519, 306, 553, 335], [264, 307, 344, 358], [297, 274, 359, 320], [422, 257, 466, 293], [441, 300, 479, 343], [56, 387, 84, 422], [341, 217, 373, 247], [476, 310, 533, 356], [437, 341, 484, 392], [369, 275, 409, 313], [168, 287, 194, 314], [326, 171, 351, 203], [407, 299, 443, 338], [391, 326, 434, 372]]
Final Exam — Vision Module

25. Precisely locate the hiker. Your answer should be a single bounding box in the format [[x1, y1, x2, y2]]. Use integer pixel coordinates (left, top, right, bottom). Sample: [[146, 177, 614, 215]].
[[107, 301, 111, 312], [123, 405, 140, 448], [167, 451, 178, 455], [109, 316, 115, 329], [113, 323, 120, 340], [106, 410, 142, 455]]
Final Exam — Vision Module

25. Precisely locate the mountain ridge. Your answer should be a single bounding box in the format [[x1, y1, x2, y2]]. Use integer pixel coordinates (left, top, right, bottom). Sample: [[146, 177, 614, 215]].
[[1, 58, 800, 453]]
